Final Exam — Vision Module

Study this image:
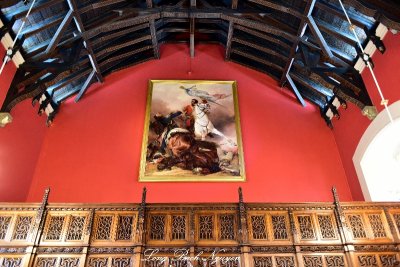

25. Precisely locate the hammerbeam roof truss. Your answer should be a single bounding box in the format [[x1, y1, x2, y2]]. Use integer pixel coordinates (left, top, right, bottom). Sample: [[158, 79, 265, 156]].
[[1, 0, 400, 124]]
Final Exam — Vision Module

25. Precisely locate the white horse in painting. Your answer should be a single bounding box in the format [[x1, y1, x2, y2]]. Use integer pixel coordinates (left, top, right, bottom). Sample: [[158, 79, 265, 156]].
[[192, 100, 235, 145]]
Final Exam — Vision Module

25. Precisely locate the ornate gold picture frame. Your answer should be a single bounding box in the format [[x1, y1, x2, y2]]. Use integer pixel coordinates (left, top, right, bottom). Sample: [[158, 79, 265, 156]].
[[139, 80, 245, 182]]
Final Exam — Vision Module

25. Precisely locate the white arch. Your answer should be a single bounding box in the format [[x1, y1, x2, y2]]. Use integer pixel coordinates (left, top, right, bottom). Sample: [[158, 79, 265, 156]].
[[353, 100, 400, 201]]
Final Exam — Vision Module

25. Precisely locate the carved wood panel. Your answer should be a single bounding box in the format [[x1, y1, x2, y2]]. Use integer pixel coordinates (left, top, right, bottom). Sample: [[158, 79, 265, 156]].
[[0, 202, 400, 267], [247, 212, 290, 243], [292, 211, 339, 243], [344, 210, 392, 242], [91, 211, 137, 245], [355, 253, 399, 267]]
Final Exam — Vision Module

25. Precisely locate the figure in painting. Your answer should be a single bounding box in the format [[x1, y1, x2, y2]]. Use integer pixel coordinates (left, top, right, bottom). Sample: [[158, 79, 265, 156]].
[[147, 111, 220, 175]]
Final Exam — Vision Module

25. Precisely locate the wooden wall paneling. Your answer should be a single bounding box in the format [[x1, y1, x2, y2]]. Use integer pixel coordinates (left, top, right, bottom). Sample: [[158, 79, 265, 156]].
[[1, 191, 400, 267]]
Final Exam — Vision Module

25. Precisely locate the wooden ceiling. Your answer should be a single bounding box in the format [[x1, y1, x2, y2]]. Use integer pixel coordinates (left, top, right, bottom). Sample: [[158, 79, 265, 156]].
[[1, 0, 400, 126]]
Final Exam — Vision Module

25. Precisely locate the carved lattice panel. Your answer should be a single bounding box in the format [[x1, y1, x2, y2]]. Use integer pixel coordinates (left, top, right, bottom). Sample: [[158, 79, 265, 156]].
[[35, 257, 58, 267], [169, 258, 188, 267], [116, 215, 134, 241], [275, 256, 295, 267], [297, 215, 315, 240], [253, 257, 272, 267], [220, 257, 240, 267], [12, 216, 33, 240], [303, 256, 323, 267], [66, 216, 86, 241], [0, 216, 12, 240], [250, 215, 267, 240], [393, 214, 400, 234], [94, 215, 113, 240], [59, 258, 80, 267], [149, 215, 166, 240], [271, 215, 288, 240], [348, 214, 367, 239], [324, 255, 345, 267], [144, 258, 165, 267], [171, 215, 186, 240], [199, 215, 214, 240], [317, 215, 337, 239], [45, 216, 66, 241], [87, 258, 108, 267], [111, 258, 131, 267], [357, 255, 378, 267], [1, 258, 23, 267], [367, 214, 387, 238], [379, 254, 398, 267], [219, 214, 235, 240]]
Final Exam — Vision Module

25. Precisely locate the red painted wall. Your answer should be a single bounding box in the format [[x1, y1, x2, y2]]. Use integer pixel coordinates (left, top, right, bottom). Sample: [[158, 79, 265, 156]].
[[333, 32, 400, 200], [0, 46, 47, 202], [26, 44, 352, 203]]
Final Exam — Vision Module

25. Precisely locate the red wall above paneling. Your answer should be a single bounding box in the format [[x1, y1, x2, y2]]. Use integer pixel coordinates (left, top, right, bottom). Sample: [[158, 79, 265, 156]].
[[333, 32, 400, 200], [25, 44, 352, 203], [0, 46, 47, 202]]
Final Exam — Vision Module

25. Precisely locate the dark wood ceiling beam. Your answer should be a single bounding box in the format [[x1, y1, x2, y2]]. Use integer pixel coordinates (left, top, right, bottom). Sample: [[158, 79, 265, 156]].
[[157, 28, 188, 34], [315, 1, 373, 30], [231, 48, 284, 72], [91, 23, 149, 47], [78, 0, 127, 15], [234, 25, 291, 51], [67, 0, 103, 83], [99, 46, 153, 68], [290, 70, 334, 97], [190, 17, 195, 57], [84, 14, 160, 40], [286, 74, 306, 107], [150, 19, 160, 59], [3, 0, 64, 20], [248, 0, 304, 18], [96, 36, 152, 58], [47, 68, 93, 93], [29, 34, 81, 60], [102, 54, 154, 75], [45, 10, 73, 55], [74, 69, 96, 102], [56, 85, 81, 103], [232, 37, 287, 61], [190, 0, 196, 57], [20, 14, 64, 38], [296, 86, 327, 108], [280, 0, 315, 83], [307, 16, 333, 58], [314, 18, 358, 46], [222, 14, 297, 43], [343, 0, 400, 30], [225, 21, 234, 60]]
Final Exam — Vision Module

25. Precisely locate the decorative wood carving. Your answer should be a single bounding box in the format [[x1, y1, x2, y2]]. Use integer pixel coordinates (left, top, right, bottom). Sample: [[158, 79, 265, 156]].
[[1, 188, 400, 267]]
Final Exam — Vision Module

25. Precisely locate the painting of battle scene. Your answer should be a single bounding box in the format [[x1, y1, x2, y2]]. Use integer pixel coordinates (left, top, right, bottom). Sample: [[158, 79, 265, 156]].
[[139, 80, 245, 182]]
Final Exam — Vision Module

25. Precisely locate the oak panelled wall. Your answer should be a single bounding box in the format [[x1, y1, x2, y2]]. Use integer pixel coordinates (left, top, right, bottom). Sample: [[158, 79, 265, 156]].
[[0, 189, 400, 267]]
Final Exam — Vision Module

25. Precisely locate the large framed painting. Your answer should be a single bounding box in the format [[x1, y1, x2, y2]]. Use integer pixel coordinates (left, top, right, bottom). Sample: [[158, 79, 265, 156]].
[[139, 80, 245, 182]]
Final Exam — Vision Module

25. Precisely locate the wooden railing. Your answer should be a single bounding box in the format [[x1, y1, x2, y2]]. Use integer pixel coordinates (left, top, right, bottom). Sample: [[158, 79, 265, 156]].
[[0, 188, 399, 267]]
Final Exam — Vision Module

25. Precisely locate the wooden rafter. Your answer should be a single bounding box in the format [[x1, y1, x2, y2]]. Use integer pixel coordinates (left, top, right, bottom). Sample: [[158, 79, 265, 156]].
[[2, 0, 400, 126]]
